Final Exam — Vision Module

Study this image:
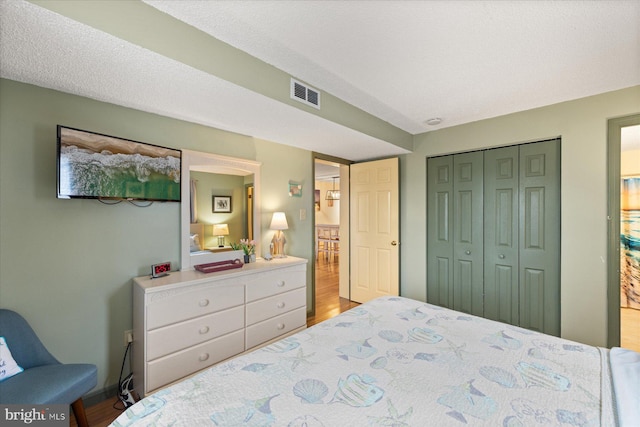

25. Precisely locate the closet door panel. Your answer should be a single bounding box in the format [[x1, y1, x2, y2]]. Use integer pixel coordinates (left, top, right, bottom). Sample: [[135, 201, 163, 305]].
[[520, 267, 546, 332], [484, 146, 519, 324], [427, 156, 454, 308], [434, 256, 451, 305], [523, 187, 545, 249], [453, 152, 484, 316], [494, 264, 518, 324], [519, 140, 560, 336], [454, 259, 474, 314], [427, 139, 560, 335]]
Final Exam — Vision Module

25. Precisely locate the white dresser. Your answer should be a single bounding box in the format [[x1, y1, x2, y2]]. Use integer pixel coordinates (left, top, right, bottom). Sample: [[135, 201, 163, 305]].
[[132, 256, 307, 397]]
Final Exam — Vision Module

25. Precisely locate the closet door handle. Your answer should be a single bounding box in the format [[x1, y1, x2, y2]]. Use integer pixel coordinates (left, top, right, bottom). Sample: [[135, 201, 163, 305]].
[[391, 241, 398, 246]]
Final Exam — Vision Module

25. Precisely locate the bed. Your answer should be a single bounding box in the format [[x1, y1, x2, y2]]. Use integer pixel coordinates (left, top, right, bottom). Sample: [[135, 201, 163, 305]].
[[112, 296, 638, 426]]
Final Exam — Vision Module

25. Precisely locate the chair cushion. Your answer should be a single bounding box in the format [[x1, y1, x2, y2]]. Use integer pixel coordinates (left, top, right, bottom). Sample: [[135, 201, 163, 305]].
[[0, 336, 24, 382], [0, 364, 97, 404], [0, 310, 58, 369]]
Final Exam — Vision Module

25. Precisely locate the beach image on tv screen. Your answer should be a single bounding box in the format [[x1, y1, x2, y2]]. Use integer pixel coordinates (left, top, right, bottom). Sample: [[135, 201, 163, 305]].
[[59, 127, 181, 201]]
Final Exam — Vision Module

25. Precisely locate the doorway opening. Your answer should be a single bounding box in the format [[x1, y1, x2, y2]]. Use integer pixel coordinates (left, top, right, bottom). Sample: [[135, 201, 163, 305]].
[[607, 114, 640, 352], [309, 156, 357, 325], [245, 184, 254, 241]]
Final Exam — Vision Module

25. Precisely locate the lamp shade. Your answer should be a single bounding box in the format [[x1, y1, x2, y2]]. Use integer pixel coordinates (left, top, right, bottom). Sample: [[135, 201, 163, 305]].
[[270, 212, 288, 230], [212, 224, 229, 236]]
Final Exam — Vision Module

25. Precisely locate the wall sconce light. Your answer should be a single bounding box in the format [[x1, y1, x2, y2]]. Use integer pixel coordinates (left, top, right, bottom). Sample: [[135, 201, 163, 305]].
[[212, 223, 229, 247], [269, 212, 289, 258]]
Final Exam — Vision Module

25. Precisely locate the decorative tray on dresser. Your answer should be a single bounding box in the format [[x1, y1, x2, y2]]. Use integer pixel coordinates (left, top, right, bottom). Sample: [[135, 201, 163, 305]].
[[132, 256, 308, 397]]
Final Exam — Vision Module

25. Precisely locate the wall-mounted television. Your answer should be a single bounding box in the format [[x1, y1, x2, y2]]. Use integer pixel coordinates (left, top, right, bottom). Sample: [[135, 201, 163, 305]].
[[57, 126, 181, 202]]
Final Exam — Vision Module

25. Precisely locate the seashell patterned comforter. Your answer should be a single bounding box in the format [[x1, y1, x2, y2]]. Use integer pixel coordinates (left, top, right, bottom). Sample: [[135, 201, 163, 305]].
[[112, 296, 621, 426]]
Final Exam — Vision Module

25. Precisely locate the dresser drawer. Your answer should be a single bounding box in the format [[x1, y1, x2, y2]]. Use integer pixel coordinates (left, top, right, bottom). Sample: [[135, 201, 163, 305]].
[[147, 283, 244, 330], [246, 287, 306, 326], [146, 329, 244, 393], [147, 305, 245, 360], [245, 267, 305, 302], [246, 307, 306, 349]]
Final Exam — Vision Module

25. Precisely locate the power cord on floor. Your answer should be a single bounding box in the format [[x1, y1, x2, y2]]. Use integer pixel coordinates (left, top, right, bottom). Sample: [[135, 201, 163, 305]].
[[115, 341, 138, 410], [112, 398, 128, 411]]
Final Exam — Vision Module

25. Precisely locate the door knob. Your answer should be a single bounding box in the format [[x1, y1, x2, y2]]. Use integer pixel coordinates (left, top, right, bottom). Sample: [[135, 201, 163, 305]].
[[391, 241, 398, 246]]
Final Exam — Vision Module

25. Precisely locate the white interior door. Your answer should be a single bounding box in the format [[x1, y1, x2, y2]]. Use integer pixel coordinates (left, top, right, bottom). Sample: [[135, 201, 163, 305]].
[[350, 157, 399, 303]]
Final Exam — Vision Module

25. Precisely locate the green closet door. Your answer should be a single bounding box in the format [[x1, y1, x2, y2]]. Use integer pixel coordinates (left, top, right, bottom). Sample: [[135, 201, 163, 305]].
[[484, 146, 520, 325], [453, 151, 484, 316], [427, 139, 560, 336], [519, 139, 561, 335], [427, 155, 454, 308]]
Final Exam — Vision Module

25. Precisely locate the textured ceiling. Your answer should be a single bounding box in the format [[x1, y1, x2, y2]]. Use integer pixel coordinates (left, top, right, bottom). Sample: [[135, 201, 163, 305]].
[[145, 0, 640, 134], [1, 0, 639, 160]]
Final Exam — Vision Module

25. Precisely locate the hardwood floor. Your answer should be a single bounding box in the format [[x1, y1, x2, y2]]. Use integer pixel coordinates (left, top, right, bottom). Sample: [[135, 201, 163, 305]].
[[70, 398, 124, 427], [74, 256, 357, 426], [308, 255, 359, 326]]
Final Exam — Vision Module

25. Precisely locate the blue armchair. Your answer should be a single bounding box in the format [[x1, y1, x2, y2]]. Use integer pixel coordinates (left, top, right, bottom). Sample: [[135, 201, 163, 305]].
[[0, 309, 97, 427]]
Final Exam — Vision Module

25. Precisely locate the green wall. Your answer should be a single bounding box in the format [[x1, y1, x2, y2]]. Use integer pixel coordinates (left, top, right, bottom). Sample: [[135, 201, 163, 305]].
[[3, 75, 638, 399], [400, 85, 640, 347], [0, 78, 313, 395]]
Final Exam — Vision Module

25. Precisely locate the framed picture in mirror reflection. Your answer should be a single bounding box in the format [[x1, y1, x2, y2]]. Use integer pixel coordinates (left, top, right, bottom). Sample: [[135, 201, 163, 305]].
[[213, 196, 231, 213]]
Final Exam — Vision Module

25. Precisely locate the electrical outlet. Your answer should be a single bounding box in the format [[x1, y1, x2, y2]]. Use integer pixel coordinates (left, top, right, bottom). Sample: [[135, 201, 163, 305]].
[[124, 330, 133, 346], [299, 209, 307, 221]]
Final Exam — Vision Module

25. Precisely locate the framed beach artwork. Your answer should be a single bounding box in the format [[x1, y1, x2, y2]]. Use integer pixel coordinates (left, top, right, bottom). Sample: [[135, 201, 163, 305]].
[[621, 176, 640, 309]]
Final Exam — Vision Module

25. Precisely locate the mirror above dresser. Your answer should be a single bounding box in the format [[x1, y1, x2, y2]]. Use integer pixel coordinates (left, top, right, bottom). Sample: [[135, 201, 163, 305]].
[[180, 149, 261, 270]]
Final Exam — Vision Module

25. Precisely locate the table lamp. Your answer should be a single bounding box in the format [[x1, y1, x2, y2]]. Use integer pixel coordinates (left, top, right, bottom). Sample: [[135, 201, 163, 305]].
[[212, 224, 229, 247], [270, 212, 288, 258]]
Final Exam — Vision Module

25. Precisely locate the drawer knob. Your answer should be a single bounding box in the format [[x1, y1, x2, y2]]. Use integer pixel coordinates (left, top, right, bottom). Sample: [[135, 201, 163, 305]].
[[277, 323, 285, 330], [199, 299, 210, 307], [277, 281, 285, 287], [199, 353, 210, 362], [277, 302, 285, 309], [199, 326, 210, 334]]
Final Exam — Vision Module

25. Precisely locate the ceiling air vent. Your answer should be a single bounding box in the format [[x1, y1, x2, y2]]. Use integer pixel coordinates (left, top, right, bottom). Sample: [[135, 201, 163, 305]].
[[291, 78, 320, 109]]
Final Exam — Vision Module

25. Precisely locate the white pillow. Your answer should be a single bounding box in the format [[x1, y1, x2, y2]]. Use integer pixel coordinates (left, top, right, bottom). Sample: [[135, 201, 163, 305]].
[[610, 347, 640, 426], [190, 234, 201, 252], [0, 336, 24, 382]]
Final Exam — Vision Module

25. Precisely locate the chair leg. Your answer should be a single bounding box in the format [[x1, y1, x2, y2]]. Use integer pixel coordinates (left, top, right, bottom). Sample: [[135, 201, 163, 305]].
[[71, 397, 89, 427]]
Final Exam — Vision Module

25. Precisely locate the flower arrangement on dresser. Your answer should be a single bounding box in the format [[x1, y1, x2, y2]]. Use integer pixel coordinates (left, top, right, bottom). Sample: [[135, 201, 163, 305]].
[[231, 239, 256, 262]]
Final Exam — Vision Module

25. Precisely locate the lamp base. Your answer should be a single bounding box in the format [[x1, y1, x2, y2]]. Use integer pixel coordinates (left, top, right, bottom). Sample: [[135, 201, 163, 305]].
[[217, 236, 225, 247], [270, 231, 287, 258]]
